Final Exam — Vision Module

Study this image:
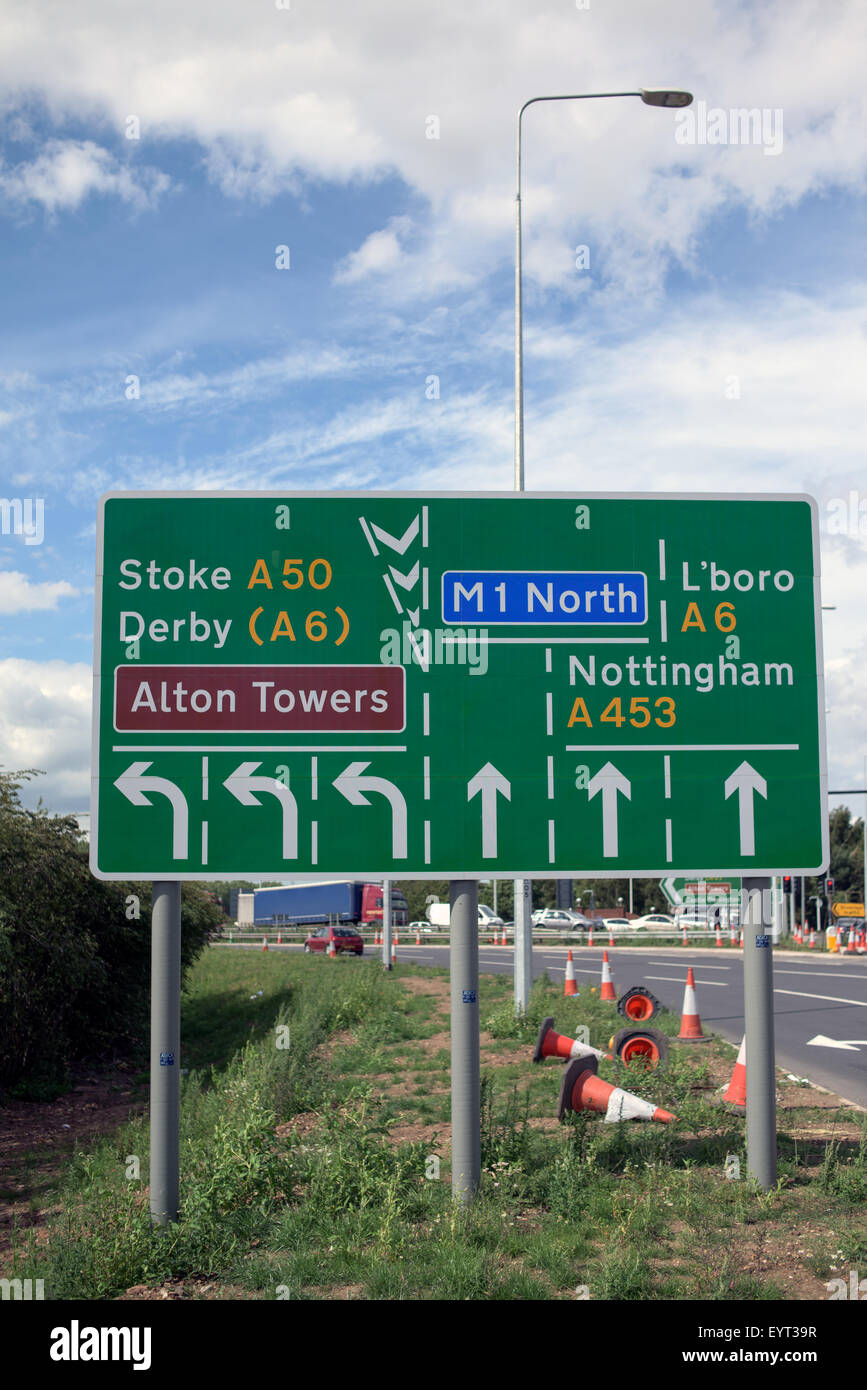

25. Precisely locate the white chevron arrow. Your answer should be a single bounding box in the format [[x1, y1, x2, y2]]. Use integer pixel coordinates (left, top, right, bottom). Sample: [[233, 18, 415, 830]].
[[587, 761, 631, 857], [115, 761, 189, 859], [806, 1034, 867, 1051], [467, 762, 511, 858], [359, 515, 420, 556], [333, 761, 408, 857], [389, 560, 420, 590], [724, 761, 767, 856], [223, 761, 298, 859]]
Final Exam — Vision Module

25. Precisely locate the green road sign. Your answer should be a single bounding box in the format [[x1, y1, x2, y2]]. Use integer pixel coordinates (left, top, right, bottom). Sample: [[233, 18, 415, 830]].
[[91, 492, 828, 880], [661, 876, 743, 907]]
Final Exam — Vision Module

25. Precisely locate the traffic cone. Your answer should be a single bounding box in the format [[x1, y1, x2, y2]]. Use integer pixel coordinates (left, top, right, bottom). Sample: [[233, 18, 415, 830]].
[[682, 923, 688, 947], [809, 927, 815, 949], [557, 1056, 676, 1124], [858, 926, 866, 954], [847, 925, 857, 954], [262, 935, 268, 951], [677, 967, 709, 1041], [610, 1027, 669, 1070], [715, 924, 723, 947], [391, 940, 397, 965], [277, 931, 282, 946], [502, 926, 508, 946], [616, 986, 661, 1023], [564, 950, 578, 996], [587, 924, 594, 948], [739, 927, 744, 948], [608, 926, 615, 948], [730, 924, 737, 947], [416, 925, 422, 946], [329, 938, 337, 958], [533, 1016, 610, 1064], [722, 1036, 746, 1109], [600, 951, 616, 1001]]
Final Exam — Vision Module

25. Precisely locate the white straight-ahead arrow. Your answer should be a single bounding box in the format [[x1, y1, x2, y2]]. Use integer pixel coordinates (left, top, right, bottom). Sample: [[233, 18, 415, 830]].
[[333, 762, 408, 858], [223, 761, 298, 859], [587, 762, 631, 858], [115, 761, 189, 859], [467, 763, 511, 858], [806, 1035, 867, 1051], [724, 761, 767, 856]]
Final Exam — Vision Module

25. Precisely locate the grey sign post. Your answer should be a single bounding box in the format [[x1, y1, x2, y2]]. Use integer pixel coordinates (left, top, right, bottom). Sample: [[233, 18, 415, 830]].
[[514, 878, 533, 1015], [450, 879, 480, 1202], [382, 876, 392, 969], [150, 881, 182, 1226], [742, 876, 777, 1191]]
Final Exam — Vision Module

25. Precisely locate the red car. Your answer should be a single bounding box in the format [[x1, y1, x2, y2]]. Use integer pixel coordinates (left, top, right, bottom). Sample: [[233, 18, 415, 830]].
[[303, 925, 364, 956]]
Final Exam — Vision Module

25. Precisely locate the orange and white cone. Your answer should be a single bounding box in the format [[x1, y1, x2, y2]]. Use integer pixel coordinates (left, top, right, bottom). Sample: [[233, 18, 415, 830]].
[[262, 935, 268, 951], [677, 967, 709, 1041], [587, 924, 594, 948], [564, 950, 578, 996], [616, 986, 661, 1023], [739, 927, 744, 949], [722, 1035, 747, 1109], [715, 924, 723, 947], [730, 924, 738, 947], [329, 938, 337, 958], [557, 1056, 676, 1124], [600, 951, 616, 1002], [847, 925, 857, 955], [391, 940, 397, 965], [808, 927, 815, 949], [533, 1016, 610, 1064], [682, 923, 688, 947], [608, 926, 616, 947], [416, 925, 422, 946]]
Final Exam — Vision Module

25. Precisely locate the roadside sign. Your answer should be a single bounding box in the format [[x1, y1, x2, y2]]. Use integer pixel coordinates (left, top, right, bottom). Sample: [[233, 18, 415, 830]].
[[91, 492, 828, 879], [832, 902, 865, 918]]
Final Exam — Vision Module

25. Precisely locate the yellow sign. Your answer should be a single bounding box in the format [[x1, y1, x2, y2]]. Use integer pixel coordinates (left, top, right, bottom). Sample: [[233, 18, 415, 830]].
[[832, 902, 865, 918]]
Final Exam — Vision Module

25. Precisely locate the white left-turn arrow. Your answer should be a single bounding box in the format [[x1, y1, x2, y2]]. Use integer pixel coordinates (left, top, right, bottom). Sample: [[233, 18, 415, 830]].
[[115, 761, 189, 859], [223, 761, 298, 859], [806, 1034, 867, 1051], [724, 761, 767, 856], [333, 761, 408, 857], [587, 762, 631, 857], [467, 763, 511, 858]]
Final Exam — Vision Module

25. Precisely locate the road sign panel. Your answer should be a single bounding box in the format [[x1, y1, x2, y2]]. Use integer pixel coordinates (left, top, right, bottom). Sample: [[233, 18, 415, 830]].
[[91, 491, 828, 879]]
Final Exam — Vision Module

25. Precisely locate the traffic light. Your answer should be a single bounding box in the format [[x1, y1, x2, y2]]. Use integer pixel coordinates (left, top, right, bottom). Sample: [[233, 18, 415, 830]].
[[782, 875, 792, 895], [826, 877, 834, 896]]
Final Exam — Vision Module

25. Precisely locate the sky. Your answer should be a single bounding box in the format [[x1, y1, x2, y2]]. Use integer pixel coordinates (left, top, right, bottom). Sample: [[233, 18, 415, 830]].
[[0, 0, 865, 828]]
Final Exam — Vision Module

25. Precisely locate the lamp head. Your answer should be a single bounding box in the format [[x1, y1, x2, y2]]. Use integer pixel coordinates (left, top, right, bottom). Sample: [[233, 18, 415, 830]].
[[640, 89, 693, 107]]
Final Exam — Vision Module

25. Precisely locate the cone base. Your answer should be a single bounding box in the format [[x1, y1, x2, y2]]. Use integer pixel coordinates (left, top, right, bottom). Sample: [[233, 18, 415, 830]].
[[557, 1056, 599, 1121], [533, 1017, 555, 1065]]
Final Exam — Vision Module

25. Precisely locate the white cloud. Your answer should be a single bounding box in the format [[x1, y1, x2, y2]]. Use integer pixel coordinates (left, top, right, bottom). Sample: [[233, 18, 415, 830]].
[[0, 139, 170, 214], [334, 216, 412, 284], [0, 658, 91, 810], [0, 570, 78, 613]]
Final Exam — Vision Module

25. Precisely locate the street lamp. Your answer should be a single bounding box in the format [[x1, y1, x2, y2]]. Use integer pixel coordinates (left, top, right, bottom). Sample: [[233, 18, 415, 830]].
[[514, 87, 693, 489]]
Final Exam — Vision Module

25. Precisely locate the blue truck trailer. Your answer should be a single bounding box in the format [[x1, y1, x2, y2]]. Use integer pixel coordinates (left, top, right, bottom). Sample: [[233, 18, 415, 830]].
[[252, 880, 408, 928]]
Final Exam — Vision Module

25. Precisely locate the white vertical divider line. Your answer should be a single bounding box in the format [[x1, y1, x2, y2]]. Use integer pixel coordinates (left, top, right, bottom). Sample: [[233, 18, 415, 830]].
[[201, 822, 208, 864], [202, 756, 208, 801], [663, 754, 671, 799], [658, 538, 666, 581], [422, 567, 429, 610], [422, 505, 429, 547], [311, 822, 318, 864], [545, 646, 552, 673], [547, 755, 554, 799], [665, 819, 672, 861], [311, 756, 318, 801], [423, 691, 430, 736], [423, 755, 431, 800], [546, 691, 553, 736], [424, 820, 431, 864], [548, 819, 555, 863], [660, 599, 667, 643]]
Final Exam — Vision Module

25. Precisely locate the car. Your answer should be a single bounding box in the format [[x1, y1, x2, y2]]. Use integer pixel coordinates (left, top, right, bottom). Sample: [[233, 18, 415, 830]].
[[565, 911, 594, 929], [303, 925, 364, 955], [677, 916, 709, 931], [599, 917, 633, 932], [478, 904, 505, 927], [410, 919, 437, 935], [633, 913, 677, 930], [531, 909, 578, 929]]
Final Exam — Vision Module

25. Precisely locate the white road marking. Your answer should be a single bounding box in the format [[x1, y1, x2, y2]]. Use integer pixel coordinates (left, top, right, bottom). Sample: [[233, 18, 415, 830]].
[[774, 988, 867, 1008], [644, 975, 728, 987]]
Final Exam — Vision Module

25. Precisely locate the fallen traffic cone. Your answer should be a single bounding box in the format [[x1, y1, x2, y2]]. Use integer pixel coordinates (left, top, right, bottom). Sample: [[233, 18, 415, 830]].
[[616, 986, 661, 1023], [600, 951, 616, 1002], [677, 967, 709, 1041], [722, 1035, 746, 1109], [262, 935, 268, 952], [533, 1016, 610, 1064], [564, 950, 578, 996], [557, 1056, 676, 1124], [610, 1027, 669, 1070]]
